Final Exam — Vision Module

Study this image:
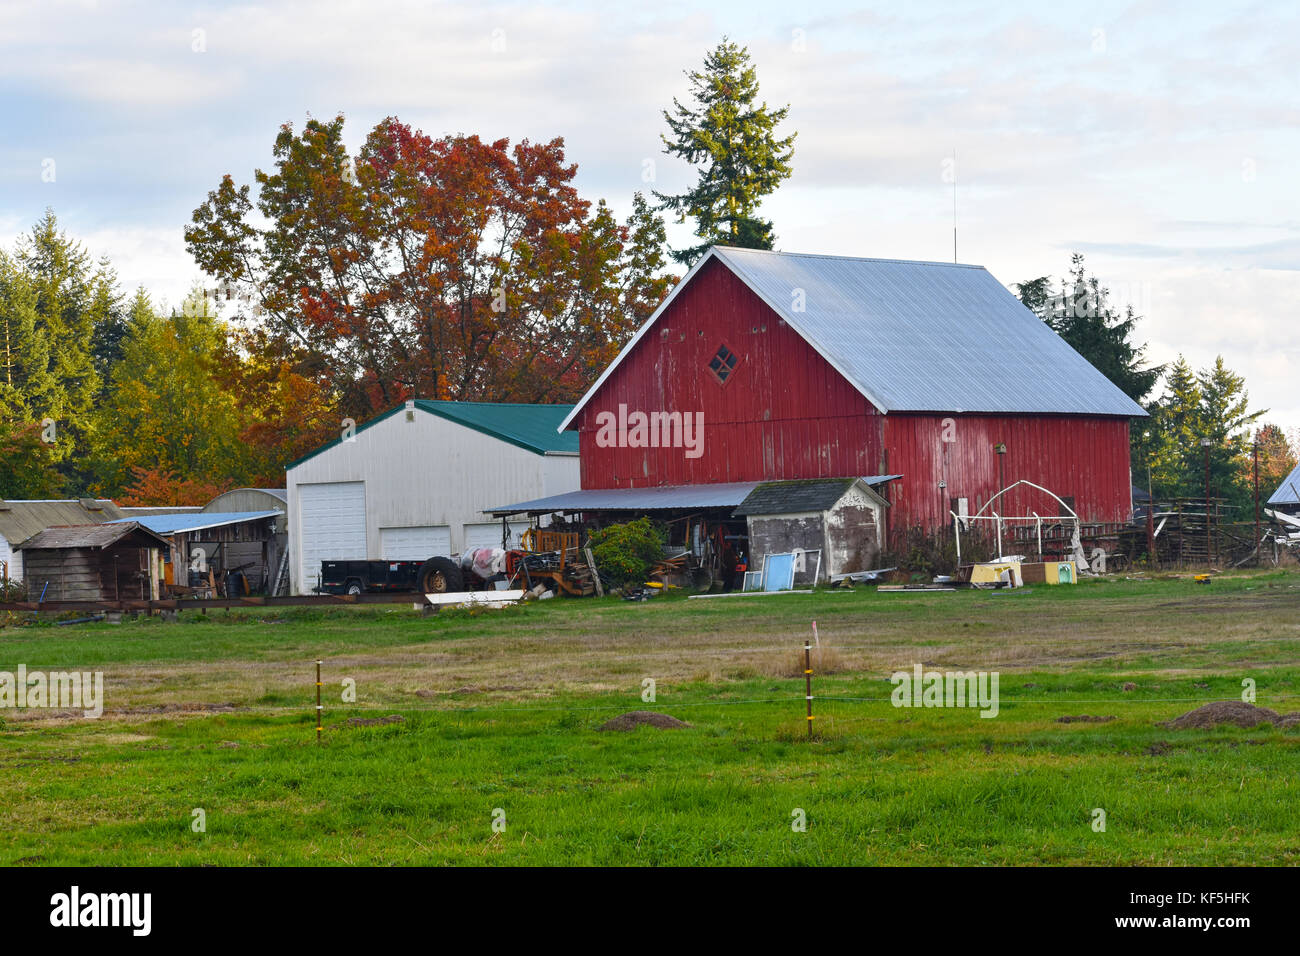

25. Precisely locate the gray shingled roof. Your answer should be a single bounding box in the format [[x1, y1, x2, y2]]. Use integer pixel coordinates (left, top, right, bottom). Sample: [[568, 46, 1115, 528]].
[[561, 247, 1149, 428], [734, 479, 858, 516]]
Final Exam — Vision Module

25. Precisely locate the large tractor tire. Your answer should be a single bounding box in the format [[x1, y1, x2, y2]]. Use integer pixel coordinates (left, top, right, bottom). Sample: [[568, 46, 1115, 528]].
[[417, 556, 463, 595]]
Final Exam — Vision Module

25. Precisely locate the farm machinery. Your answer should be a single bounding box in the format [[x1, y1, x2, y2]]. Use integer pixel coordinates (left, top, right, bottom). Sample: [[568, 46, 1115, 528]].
[[316, 529, 599, 599]]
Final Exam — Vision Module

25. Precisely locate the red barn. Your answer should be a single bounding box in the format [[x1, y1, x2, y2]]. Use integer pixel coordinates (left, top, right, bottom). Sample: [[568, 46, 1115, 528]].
[[554, 246, 1146, 542]]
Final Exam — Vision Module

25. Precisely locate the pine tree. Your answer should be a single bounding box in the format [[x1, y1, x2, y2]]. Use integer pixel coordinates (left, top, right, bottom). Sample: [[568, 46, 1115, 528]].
[[13, 209, 121, 491], [1197, 357, 1263, 512], [1139, 355, 1264, 510], [1015, 254, 1161, 404], [655, 39, 796, 266]]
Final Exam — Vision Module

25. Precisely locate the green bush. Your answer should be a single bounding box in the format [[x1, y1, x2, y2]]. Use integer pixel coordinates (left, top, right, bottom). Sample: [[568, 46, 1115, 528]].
[[586, 517, 667, 586]]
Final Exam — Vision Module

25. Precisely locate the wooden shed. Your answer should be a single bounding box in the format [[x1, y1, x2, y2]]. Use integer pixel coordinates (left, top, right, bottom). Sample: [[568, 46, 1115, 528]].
[[107, 511, 282, 596], [734, 478, 889, 581], [16, 522, 169, 602], [0, 498, 127, 585]]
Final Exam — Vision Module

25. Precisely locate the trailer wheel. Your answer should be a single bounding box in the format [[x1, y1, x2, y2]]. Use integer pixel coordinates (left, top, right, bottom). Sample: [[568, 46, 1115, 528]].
[[417, 557, 463, 594], [346, 580, 363, 596]]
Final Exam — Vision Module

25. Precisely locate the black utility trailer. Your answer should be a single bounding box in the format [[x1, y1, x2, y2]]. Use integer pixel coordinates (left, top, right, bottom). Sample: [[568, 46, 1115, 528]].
[[316, 557, 465, 596]]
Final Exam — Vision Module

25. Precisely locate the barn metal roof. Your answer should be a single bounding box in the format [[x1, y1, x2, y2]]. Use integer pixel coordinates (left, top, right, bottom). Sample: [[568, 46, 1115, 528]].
[[16, 521, 170, 551], [0, 499, 126, 545], [559, 246, 1149, 428], [107, 510, 281, 535], [1267, 461, 1300, 505], [287, 400, 578, 470], [486, 481, 764, 516]]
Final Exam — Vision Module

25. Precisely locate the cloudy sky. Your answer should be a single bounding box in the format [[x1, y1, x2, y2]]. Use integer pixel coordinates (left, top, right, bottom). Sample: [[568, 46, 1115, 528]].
[[2, 0, 1296, 429]]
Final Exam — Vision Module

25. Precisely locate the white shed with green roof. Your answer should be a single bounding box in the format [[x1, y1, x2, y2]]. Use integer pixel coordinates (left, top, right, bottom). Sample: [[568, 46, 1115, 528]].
[[285, 400, 579, 594]]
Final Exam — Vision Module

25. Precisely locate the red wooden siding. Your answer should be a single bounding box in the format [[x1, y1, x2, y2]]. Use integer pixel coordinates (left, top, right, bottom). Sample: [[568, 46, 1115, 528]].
[[883, 414, 1134, 532], [576, 258, 886, 487], [574, 257, 1136, 533]]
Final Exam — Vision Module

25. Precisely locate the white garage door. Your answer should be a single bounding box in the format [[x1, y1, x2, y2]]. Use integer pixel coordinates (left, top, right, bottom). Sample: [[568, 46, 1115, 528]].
[[298, 481, 366, 590], [463, 521, 524, 551], [380, 526, 451, 561]]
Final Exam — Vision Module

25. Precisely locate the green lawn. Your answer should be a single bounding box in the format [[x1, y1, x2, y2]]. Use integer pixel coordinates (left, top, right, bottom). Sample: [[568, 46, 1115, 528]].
[[2, 571, 1298, 865]]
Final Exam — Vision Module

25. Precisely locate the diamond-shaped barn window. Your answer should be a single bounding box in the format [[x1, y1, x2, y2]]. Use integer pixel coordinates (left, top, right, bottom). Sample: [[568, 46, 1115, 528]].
[[708, 344, 739, 384]]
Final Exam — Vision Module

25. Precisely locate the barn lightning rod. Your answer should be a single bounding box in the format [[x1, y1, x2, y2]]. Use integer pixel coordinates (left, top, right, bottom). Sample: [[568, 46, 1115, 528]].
[[952, 148, 958, 263]]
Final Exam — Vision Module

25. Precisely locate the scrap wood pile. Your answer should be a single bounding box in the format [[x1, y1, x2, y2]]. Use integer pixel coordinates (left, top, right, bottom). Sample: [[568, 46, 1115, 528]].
[[649, 551, 691, 585], [512, 548, 599, 597]]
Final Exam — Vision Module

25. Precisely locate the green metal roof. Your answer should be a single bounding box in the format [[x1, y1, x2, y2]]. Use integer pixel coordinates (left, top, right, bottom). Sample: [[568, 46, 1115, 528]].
[[286, 400, 578, 471]]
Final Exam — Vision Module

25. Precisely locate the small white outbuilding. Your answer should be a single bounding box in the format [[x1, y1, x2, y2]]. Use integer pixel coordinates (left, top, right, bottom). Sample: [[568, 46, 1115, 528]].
[[285, 400, 579, 595]]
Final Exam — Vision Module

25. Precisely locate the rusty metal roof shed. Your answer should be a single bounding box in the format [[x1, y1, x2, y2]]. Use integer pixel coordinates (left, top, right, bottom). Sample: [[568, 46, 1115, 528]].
[[15, 521, 171, 551], [0, 499, 126, 545]]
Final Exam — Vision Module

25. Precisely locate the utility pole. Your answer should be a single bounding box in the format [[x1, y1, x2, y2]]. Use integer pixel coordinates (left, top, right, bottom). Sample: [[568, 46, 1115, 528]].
[[1201, 438, 1212, 566], [1144, 431, 1156, 568], [1253, 438, 1261, 567]]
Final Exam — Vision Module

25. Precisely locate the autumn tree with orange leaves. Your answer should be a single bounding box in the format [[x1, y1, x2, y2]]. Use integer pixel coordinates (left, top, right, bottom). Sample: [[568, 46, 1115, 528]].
[[185, 115, 673, 423]]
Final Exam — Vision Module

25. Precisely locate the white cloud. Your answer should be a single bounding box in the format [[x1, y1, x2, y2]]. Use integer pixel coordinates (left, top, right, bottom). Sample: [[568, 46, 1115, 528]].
[[1, 0, 1297, 431]]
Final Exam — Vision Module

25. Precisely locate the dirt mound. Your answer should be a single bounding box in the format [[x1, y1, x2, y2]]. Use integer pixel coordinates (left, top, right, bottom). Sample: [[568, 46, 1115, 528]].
[[597, 711, 691, 732], [343, 714, 406, 727], [1161, 701, 1283, 729], [1056, 715, 1116, 724]]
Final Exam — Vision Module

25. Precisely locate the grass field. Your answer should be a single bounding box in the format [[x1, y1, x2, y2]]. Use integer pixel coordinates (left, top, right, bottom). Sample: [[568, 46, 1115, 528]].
[[1, 571, 1298, 865]]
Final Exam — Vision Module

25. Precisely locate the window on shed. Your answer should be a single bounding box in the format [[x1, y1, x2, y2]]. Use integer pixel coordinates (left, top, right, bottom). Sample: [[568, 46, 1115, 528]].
[[708, 344, 739, 384]]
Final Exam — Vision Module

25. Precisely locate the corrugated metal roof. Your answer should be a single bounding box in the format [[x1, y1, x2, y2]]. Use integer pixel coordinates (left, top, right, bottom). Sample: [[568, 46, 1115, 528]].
[[288, 401, 578, 471], [487, 475, 900, 516], [486, 481, 764, 516], [1267, 461, 1300, 505], [107, 510, 281, 535], [0, 499, 125, 545], [560, 247, 1148, 428], [714, 247, 1149, 416], [16, 521, 170, 551], [417, 401, 579, 455], [203, 488, 288, 513]]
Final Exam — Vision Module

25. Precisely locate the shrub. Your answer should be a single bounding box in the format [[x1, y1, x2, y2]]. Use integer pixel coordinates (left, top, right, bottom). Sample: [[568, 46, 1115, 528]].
[[586, 517, 667, 586]]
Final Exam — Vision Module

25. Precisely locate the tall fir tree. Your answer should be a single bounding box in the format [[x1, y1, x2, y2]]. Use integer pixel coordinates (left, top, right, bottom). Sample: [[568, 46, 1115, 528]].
[[0, 251, 64, 496], [1015, 254, 1160, 404], [655, 39, 796, 266], [1137, 354, 1264, 512], [12, 209, 121, 492]]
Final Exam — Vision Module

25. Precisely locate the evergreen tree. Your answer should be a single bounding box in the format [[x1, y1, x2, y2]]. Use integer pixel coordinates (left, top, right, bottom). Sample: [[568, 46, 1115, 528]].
[[12, 209, 121, 491], [1197, 357, 1263, 512], [1015, 254, 1161, 404], [655, 39, 796, 265], [1138, 355, 1264, 511], [0, 250, 65, 496]]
